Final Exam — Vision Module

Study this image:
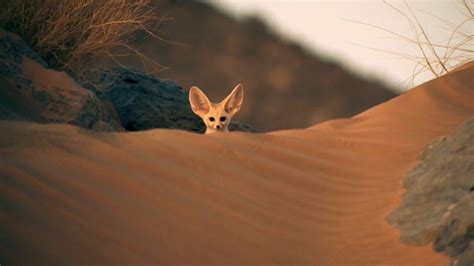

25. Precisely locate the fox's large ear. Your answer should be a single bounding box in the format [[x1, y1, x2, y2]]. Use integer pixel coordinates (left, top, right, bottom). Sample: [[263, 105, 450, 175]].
[[189, 86, 211, 116], [223, 83, 244, 115]]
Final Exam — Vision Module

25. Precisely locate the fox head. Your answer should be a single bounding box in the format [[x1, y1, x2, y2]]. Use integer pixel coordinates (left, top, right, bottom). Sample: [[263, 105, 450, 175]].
[[189, 84, 244, 134]]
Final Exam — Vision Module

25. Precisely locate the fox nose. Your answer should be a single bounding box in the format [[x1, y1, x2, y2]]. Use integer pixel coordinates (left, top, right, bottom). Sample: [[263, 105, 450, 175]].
[[216, 125, 221, 129]]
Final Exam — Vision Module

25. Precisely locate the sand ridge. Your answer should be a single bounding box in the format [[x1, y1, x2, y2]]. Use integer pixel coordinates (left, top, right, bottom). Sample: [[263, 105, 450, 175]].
[[0, 63, 473, 265]]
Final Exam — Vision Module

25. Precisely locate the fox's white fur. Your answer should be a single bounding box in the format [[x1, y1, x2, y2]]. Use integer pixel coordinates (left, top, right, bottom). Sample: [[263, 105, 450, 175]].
[[189, 84, 244, 134]]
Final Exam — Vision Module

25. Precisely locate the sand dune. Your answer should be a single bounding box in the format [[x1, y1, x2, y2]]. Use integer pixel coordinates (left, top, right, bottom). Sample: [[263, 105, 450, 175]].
[[0, 63, 473, 265]]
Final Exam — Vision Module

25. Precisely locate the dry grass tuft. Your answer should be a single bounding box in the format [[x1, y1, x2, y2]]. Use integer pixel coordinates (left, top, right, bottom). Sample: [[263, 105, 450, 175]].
[[0, 0, 169, 74], [386, 0, 473, 83], [347, 0, 473, 88]]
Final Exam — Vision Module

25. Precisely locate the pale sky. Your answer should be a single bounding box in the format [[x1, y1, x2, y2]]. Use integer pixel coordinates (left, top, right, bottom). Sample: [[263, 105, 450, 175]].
[[211, 0, 472, 91]]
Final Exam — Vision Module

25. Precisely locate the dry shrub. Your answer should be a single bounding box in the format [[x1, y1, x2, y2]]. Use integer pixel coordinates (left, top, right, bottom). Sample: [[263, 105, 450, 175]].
[[0, 0, 168, 74], [348, 0, 473, 87], [385, 0, 473, 84]]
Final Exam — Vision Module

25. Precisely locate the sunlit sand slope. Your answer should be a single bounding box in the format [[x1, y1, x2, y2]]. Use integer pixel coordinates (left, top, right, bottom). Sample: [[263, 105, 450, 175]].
[[0, 63, 473, 265]]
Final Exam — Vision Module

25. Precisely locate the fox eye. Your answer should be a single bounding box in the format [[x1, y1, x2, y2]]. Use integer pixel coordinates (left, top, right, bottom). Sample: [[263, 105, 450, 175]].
[[209, 117, 215, 122], [220, 116, 226, 122]]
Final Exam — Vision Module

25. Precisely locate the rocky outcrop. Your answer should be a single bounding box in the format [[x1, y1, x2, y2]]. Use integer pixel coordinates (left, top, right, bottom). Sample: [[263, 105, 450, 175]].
[[0, 29, 255, 133], [78, 68, 255, 133], [387, 116, 474, 266], [0, 29, 121, 131]]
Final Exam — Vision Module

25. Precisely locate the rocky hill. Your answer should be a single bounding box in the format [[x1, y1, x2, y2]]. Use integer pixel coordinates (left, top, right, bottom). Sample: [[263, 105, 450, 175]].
[[126, 0, 397, 131]]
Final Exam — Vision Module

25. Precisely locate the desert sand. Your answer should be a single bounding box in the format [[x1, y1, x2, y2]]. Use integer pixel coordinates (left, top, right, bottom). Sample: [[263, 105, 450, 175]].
[[0, 63, 473, 265]]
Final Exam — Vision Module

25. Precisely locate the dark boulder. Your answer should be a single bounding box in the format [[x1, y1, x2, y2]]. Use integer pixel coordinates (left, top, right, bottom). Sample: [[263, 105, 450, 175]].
[[78, 68, 255, 133], [0, 29, 121, 131], [0, 29, 255, 133]]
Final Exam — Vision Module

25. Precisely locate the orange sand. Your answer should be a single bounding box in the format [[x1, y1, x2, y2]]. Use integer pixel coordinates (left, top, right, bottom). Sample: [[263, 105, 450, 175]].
[[0, 63, 473, 265]]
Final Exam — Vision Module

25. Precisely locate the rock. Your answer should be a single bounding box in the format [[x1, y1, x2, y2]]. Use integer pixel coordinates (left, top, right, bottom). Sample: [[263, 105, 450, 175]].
[[229, 121, 256, 133], [0, 29, 254, 133], [0, 29, 121, 131], [0, 76, 43, 122], [78, 68, 256, 133], [387, 116, 474, 264]]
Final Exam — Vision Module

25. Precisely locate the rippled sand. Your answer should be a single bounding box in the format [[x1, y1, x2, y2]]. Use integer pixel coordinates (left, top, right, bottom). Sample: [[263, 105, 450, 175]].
[[1, 63, 473, 265]]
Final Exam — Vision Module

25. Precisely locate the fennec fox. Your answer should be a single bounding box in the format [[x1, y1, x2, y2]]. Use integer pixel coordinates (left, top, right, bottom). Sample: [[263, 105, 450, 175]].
[[189, 84, 244, 134]]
